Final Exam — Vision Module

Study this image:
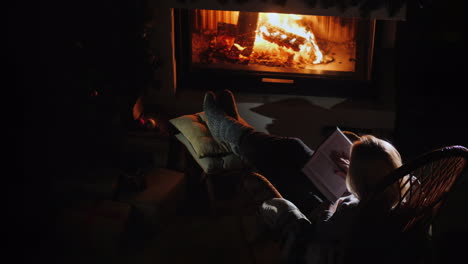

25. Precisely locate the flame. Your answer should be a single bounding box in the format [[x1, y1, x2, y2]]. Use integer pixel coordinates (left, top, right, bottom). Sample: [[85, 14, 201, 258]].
[[233, 43, 246, 51], [252, 13, 324, 65]]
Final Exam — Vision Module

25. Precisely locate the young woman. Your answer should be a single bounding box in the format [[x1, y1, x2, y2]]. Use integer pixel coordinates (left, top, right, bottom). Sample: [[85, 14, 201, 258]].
[[203, 90, 407, 263]]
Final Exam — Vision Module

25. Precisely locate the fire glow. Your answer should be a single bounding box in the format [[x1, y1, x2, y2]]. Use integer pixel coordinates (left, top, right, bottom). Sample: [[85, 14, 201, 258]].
[[190, 9, 360, 73], [253, 13, 324, 65]]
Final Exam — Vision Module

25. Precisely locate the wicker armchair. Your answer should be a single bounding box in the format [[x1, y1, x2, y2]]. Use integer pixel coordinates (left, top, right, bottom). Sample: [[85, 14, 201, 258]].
[[346, 145, 468, 264]]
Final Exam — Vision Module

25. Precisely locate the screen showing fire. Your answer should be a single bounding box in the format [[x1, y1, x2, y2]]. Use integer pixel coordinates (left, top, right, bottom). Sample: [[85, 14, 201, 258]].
[[190, 9, 375, 79]]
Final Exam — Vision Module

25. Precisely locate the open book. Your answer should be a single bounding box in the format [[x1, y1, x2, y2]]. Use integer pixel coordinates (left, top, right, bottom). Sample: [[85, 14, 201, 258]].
[[302, 127, 353, 203]]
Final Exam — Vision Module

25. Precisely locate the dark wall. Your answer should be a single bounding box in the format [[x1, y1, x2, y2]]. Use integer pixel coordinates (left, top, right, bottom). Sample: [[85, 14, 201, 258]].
[[33, 1, 153, 171], [394, 0, 467, 161], [393, 2, 467, 262], [11, 0, 150, 260], [42, 0, 152, 166]]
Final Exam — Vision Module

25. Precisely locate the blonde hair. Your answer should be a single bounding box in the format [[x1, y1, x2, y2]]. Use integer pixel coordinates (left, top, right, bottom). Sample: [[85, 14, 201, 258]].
[[346, 135, 403, 208]]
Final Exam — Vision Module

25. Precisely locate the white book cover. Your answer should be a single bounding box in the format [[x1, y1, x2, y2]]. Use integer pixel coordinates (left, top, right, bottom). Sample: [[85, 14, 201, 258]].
[[302, 127, 353, 203]]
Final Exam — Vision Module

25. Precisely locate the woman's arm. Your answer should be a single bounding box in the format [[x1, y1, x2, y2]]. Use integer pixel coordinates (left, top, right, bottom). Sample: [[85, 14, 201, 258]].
[[312, 195, 359, 242]]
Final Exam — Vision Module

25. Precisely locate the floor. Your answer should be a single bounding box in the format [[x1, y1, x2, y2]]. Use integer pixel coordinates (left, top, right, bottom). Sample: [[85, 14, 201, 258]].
[[27, 159, 468, 264], [42, 167, 281, 264]]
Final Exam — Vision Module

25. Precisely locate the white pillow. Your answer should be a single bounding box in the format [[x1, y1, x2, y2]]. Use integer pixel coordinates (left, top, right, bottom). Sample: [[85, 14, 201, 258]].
[[169, 112, 231, 158], [175, 133, 246, 174]]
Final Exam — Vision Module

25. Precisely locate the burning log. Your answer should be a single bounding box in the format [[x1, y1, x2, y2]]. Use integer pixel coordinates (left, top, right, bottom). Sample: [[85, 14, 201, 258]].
[[235, 12, 259, 58], [216, 22, 237, 51], [258, 24, 307, 52], [210, 22, 251, 64]]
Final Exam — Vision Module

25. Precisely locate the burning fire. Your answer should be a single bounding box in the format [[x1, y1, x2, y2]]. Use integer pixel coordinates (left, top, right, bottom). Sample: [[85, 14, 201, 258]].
[[191, 10, 342, 69], [252, 13, 325, 65]]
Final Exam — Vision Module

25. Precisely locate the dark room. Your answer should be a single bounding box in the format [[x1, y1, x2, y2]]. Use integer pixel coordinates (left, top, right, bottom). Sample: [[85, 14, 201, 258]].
[[10, 0, 467, 263]]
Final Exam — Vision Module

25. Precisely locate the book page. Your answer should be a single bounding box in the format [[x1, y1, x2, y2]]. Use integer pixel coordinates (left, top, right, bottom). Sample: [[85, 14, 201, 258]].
[[302, 127, 352, 202]]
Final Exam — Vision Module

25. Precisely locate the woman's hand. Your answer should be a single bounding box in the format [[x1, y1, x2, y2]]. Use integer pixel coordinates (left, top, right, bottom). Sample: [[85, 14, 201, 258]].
[[330, 150, 350, 179]]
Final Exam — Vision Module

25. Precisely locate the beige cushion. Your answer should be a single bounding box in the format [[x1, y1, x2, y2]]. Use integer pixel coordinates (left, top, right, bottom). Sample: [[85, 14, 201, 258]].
[[169, 112, 230, 158], [175, 133, 246, 174]]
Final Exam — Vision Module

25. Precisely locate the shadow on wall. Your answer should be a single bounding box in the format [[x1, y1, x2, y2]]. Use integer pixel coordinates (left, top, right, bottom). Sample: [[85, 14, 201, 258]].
[[247, 98, 341, 150]]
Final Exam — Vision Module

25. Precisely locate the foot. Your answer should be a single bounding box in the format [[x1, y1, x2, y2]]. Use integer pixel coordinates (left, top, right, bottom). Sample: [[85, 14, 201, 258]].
[[203, 91, 253, 154], [217, 89, 251, 127], [217, 89, 240, 120], [203, 91, 225, 141]]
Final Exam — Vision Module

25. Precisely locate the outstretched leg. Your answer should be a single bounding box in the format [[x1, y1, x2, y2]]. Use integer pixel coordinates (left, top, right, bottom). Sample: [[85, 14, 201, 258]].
[[203, 90, 324, 212], [204, 90, 314, 175], [203, 91, 253, 156]]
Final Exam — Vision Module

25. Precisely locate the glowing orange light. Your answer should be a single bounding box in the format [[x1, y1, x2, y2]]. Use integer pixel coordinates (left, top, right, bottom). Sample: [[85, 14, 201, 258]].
[[252, 12, 324, 65]]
